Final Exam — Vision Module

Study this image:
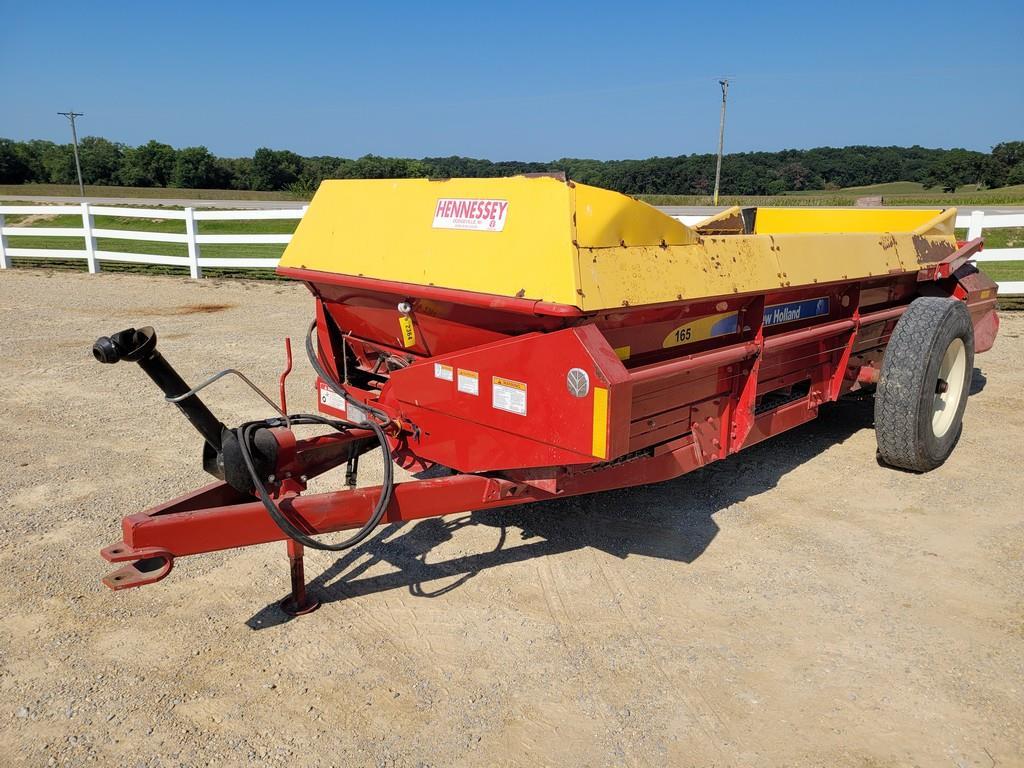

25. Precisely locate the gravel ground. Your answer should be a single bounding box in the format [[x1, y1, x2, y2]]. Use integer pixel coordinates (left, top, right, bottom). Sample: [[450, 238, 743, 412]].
[[1, 269, 1022, 767]]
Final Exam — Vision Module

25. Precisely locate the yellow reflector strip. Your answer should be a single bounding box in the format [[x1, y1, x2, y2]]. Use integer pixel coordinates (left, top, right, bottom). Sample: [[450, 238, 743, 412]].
[[592, 386, 609, 459], [614, 345, 631, 360]]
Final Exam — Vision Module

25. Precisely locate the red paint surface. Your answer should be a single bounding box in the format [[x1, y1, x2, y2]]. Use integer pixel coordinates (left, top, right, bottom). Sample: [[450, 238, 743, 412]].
[[101, 263, 1000, 591]]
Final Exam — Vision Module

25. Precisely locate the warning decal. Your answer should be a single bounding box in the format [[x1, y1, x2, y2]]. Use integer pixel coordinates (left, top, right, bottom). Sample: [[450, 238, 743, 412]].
[[492, 376, 527, 415], [434, 363, 454, 381], [318, 381, 346, 413], [457, 368, 479, 395], [433, 199, 509, 232]]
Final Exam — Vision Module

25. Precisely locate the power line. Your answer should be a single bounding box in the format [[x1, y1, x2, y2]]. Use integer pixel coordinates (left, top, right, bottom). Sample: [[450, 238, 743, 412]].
[[712, 79, 729, 207], [58, 110, 85, 197]]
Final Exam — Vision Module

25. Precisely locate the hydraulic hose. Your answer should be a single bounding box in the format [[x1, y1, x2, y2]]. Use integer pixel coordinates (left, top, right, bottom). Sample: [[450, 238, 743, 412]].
[[237, 415, 393, 552], [238, 321, 396, 552], [304, 320, 392, 424]]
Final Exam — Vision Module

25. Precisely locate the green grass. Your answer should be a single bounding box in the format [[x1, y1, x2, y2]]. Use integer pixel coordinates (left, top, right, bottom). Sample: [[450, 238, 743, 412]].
[[788, 181, 991, 196], [973, 261, 1024, 283], [955, 227, 1023, 250], [823, 181, 935, 195], [3, 209, 297, 233]]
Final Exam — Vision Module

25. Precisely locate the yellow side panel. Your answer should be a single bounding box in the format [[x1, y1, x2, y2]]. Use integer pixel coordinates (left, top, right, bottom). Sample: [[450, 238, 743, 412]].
[[280, 177, 580, 306], [573, 227, 958, 311], [577, 241, 785, 309], [573, 184, 696, 247], [744, 233, 908, 286], [754, 207, 945, 235]]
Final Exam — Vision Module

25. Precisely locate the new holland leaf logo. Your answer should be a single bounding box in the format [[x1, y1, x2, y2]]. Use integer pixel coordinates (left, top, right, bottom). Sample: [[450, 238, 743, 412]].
[[566, 368, 590, 398]]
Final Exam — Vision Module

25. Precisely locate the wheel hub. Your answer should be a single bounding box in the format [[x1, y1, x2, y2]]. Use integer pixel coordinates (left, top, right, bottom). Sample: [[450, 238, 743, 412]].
[[932, 338, 967, 438]]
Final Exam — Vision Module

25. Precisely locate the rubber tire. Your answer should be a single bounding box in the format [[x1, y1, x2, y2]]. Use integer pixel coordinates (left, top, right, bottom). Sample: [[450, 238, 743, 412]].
[[875, 297, 974, 472]]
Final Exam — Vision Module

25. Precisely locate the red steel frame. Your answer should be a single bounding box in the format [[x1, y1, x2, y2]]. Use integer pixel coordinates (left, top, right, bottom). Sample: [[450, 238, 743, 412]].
[[100, 240, 999, 608]]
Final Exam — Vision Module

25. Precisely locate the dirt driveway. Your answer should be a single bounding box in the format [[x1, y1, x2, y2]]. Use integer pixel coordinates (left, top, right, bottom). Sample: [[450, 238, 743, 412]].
[[1, 269, 1021, 767]]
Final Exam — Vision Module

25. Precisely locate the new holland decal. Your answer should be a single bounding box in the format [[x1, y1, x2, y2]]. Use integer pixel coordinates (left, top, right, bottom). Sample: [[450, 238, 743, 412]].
[[763, 297, 830, 327]]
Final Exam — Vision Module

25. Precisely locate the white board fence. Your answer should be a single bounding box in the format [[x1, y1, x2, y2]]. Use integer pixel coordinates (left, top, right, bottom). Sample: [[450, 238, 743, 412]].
[[0, 203, 307, 279], [957, 210, 1024, 295], [0, 203, 1021, 294]]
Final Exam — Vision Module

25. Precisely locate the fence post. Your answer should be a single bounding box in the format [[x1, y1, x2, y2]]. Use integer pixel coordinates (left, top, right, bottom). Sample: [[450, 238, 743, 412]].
[[967, 209, 985, 241], [185, 207, 201, 279], [0, 213, 9, 269], [81, 202, 99, 273]]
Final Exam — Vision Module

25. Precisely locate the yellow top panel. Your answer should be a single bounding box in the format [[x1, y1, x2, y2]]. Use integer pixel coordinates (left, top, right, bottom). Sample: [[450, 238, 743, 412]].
[[280, 177, 580, 305], [573, 183, 696, 247], [280, 177, 959, 311]]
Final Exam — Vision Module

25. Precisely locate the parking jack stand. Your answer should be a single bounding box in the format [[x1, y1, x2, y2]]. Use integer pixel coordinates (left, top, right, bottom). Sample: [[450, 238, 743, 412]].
[[280, 539, 320, 616]]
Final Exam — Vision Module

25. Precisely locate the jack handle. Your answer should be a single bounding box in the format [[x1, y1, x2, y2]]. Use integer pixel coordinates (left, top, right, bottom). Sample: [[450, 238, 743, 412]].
[[279, 337, 293, 415]]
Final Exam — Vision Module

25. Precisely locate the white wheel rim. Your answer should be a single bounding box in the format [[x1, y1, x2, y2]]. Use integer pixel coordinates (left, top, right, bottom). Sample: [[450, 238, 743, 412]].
[[932, 338, 967, 438]]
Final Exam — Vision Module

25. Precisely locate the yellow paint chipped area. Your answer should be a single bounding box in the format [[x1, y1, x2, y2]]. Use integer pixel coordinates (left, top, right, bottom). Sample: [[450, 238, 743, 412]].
[[577, 240, 781, 309], [280, 177, 959, 311]]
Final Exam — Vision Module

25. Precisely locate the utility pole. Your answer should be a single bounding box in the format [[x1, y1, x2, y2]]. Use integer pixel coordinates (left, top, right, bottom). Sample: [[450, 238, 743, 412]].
[[712, 79, 729, 207], [58, 111, 86, 196]]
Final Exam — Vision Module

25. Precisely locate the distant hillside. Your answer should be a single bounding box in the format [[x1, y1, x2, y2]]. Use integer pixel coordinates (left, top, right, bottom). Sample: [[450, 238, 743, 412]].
[[637, 182, 1024, 208], [1, 138, 1021, 197]]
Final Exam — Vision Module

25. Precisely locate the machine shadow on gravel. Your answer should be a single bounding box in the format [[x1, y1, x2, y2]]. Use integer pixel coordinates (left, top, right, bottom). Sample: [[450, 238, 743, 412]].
[[245, 377, 986, 630], [969, 367, 987, 395]]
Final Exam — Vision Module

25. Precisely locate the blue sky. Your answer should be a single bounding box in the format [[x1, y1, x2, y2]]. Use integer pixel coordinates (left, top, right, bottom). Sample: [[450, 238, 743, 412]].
[[2, 0, 1021, 160]]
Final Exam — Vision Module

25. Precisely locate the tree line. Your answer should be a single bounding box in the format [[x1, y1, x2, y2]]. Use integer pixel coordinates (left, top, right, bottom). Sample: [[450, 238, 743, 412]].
[[1, 136, 1021, 195]]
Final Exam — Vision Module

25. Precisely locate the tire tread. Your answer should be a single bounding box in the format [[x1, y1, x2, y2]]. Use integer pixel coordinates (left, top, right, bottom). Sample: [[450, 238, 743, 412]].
[[875, 297, 972, 472]]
